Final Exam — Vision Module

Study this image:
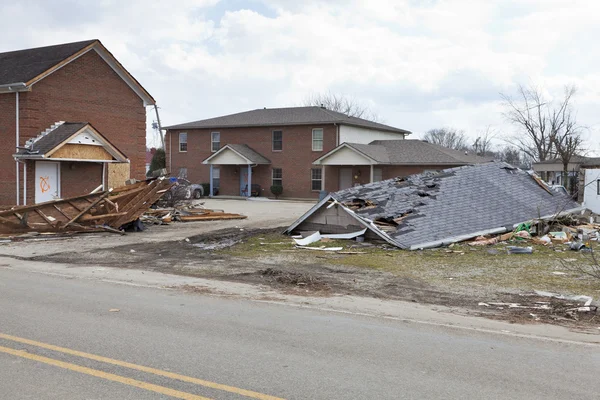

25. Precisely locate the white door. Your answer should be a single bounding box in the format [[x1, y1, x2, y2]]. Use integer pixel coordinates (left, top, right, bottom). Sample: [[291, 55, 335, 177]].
[[35, 162, 60, 203], [339, 168, 353, 190]]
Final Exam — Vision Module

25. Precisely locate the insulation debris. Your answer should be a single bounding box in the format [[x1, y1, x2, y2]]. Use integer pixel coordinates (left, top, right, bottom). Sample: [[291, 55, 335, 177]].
[[285, 162, 583, 250]]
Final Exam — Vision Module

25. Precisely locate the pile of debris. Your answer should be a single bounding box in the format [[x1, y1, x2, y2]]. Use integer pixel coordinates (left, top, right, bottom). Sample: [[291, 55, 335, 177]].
[[0, 177, 173, 236], [141, 206, 247, 224], [285, 162, 583, 250]]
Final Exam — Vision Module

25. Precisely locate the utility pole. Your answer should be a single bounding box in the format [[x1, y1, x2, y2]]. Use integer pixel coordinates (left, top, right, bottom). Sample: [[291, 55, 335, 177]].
[[154, 104, 165, 149]]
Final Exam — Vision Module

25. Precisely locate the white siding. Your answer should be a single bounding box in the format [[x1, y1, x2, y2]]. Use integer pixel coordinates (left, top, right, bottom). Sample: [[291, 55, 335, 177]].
[[320, 146, 373, 165], [583, 168, 600, 214], [339, 125, 406, 145], [207, 149, 247, 164]]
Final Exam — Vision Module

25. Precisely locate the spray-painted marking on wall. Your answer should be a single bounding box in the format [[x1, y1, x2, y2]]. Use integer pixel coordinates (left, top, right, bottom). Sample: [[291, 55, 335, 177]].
[[40, 176, 51, 193]]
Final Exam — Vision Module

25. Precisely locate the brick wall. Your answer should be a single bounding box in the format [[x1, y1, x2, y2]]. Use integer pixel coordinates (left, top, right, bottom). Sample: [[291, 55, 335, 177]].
[[0, 49, 147, 205], [165, 124, 338, 198]]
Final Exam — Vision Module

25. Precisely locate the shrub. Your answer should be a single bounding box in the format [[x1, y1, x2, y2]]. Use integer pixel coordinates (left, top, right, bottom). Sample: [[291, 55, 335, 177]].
[[270, 185, 283, 199], [147, 148, 166, 176]]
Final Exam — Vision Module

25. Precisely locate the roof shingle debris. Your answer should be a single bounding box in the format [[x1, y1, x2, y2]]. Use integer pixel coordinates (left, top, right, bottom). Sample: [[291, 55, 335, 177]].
[[286, 162, 582, 250]]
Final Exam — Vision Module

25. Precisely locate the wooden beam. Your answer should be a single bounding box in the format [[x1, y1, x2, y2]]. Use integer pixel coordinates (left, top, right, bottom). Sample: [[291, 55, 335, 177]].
[[64, 191, 111, 228]]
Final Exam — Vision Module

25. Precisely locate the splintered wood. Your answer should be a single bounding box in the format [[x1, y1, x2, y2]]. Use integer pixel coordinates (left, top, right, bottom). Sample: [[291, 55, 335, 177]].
[[0, 178, 173, 236], [142, 207, 246, 224]]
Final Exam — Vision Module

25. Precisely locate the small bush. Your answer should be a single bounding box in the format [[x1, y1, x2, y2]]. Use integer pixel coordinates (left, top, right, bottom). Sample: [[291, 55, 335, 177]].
[[270, 185, 283, 199], [147, 148, 166, 176]]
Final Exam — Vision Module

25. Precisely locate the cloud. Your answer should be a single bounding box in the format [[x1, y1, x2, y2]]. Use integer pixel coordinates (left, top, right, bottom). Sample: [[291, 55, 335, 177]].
[[0, 0, 598, 151]]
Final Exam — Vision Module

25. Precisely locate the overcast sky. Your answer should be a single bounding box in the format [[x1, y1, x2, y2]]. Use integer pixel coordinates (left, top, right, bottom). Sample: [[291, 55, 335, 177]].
[[2, 0, 598, 151]]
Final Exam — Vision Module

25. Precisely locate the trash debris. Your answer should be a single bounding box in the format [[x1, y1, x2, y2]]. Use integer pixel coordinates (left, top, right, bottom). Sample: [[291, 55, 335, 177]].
[[109, 309, 120, 312], [295, 246, 344, 251], [142, 206, 246, 224], [507, 246, 533, 254]]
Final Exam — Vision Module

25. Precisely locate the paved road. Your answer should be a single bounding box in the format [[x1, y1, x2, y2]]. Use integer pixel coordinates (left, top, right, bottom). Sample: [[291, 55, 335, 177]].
[[1, 267, 599, 399]]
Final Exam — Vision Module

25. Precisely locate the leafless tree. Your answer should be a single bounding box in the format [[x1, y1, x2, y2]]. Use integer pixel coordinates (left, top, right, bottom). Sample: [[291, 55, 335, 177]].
[[303, 92, 380, 121], [501, 84, 556, 162], [472, 126, 497, 157], [422, 128, 469, 150]]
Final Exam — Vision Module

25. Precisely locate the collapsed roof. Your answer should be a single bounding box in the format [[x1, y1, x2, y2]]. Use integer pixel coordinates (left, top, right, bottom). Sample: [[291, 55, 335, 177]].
[[285, 162, 582, 250]]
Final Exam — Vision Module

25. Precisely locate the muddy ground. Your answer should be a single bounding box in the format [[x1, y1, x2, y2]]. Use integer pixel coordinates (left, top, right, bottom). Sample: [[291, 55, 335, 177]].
[[31, 226, 600, 330]]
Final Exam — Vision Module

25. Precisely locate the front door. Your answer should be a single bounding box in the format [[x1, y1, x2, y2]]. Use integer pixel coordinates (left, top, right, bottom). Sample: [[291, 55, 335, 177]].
[[339, 168, 353, 190], [35, 161, 60, 203], [240, 168, 248, 196]]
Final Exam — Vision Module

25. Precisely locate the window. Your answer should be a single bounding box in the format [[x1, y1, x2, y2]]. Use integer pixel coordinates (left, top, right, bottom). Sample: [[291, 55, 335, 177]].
[[179, 132, 187, 152], [311, 168, 322, 191], [272, 130, 283, 151], [178, 168, 188, 179], [272, 168, 282, 187], [211, 132, 220, 152], [312, 128, 323, 151]]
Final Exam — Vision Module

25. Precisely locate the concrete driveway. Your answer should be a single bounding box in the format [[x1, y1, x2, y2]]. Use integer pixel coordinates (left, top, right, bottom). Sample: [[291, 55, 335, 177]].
[[0, 198, 314, 258]]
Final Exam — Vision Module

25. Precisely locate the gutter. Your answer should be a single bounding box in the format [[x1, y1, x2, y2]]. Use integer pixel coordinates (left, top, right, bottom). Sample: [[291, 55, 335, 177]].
[[0, 82, 27, 93]]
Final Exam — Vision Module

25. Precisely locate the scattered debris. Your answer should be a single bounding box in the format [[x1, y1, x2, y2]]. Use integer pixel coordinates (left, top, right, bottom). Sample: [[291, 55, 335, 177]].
[[507, 246, 533, 254], [109, 309, 120, 312], [0, 178, 173, 237], [142, 206, 246, 224]]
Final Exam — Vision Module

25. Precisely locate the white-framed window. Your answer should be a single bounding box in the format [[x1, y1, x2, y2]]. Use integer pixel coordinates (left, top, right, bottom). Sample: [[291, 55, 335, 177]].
[[312, 128, 323, 151], [179, 132, 188, 152], [178, 167, 187, 178], [211, 132, 220, 152], [272, 168, 282, 187], [311, 168, 322, 191], [272, 130, 283, 151]]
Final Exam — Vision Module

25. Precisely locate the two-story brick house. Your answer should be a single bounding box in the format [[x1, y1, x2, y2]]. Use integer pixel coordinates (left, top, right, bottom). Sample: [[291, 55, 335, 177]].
[[0, 39, 154, 205], [164, 107, 411, 198]]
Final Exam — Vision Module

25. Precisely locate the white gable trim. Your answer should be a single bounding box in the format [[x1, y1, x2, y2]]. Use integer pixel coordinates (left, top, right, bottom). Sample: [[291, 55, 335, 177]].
[[203, 145, 251, 165], [313, 143, 377, 165], [68, 127, 103, 146]]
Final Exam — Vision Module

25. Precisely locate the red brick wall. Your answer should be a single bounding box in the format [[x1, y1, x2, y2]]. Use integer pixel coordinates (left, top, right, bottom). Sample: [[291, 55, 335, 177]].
[[165, 124, 338, 198], [60, 162, 103, 198], [0, 49, 147, 205], [0, 93, 17, 205]]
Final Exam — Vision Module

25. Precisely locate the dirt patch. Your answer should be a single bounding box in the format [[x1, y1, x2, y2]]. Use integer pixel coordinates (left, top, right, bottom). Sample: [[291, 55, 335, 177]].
[[29, 227, 600, 329]]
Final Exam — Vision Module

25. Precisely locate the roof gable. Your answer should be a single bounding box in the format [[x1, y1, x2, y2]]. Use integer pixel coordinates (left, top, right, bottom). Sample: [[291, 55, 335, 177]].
[[15, 122, 128, 162], [0, 40, 154, 105], [203, 144, 271, 165], [165, 106, 411, 135]]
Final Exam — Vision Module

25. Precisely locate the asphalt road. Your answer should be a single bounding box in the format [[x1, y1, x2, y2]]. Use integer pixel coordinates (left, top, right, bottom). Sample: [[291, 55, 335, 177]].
[[1, 267, 599, 400]]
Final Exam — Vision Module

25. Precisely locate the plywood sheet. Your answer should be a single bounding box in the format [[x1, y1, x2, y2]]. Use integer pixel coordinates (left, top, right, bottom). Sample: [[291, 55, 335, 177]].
[[107, 163, 130, 189], [50, 144, 113, 160]]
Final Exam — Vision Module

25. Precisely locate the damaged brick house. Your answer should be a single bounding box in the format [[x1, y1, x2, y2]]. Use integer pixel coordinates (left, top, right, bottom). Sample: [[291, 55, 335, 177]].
[[165, 106, 487, 199], [0, 39, 155, 205]]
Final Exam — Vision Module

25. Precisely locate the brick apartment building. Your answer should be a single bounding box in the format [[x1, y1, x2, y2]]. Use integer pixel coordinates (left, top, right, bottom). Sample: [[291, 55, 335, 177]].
[[0, 39, 154, 205], [165, 107, 490, 199]]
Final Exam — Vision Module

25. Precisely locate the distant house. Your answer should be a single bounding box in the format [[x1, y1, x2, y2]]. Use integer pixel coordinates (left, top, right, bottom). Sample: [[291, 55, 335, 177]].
[[164, 106, 411, 198], [0, 39, 154, 205], [532, 155, 600, 187], [312, 140, 490, 190]]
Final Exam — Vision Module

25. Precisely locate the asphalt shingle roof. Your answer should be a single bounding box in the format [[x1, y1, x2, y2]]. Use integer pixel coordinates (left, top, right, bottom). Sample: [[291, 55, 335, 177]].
[[17, 122, 88, 155], [165, 106, 410, 134], [227, 144, 271, 164], [344, 140, 490, 165], [302, 162, 580, 249], [0, 40, 96, 85]]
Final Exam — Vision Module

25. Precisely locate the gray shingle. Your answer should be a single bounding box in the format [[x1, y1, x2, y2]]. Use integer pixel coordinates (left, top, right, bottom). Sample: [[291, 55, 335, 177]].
[[227, 144, 271, 164], [327, 162, 580, 249], [164, 106, 410, 135]]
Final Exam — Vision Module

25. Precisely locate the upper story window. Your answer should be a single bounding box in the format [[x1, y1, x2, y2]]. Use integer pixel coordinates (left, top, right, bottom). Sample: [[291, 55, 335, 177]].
[[211, 132, 220, 152], [179, 132, 188, 152], [312, 128, 324, 151], [272, 130, 283, 151]]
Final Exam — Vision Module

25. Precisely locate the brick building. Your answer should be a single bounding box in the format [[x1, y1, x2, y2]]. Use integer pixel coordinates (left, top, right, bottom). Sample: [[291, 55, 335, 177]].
[[165, 107, 489, 199], [164, 107, 411, 199], [0, 39, 154, 205]]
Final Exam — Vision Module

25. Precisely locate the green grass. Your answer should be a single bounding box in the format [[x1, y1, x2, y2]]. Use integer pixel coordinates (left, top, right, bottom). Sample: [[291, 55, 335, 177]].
[[219, 233, 600, 296]]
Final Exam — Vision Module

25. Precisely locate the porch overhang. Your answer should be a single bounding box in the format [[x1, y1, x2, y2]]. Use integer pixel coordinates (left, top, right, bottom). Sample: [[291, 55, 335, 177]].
[[14, 122, 128, 163], [202, 144, 271, 165], [313, 143, 379, 166]]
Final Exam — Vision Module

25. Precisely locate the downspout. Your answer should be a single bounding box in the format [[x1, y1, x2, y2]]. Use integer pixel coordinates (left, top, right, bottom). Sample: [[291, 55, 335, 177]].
[[334, 123, 339, 146], [15, 91, 19, 205]]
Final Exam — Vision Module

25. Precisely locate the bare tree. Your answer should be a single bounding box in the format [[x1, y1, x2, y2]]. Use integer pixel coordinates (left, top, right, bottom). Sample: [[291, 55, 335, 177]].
[[422, 128, 469, 150], [303, 92, 380, 121], [501, 84, 556, 162], [472, 126, 497, 157]]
